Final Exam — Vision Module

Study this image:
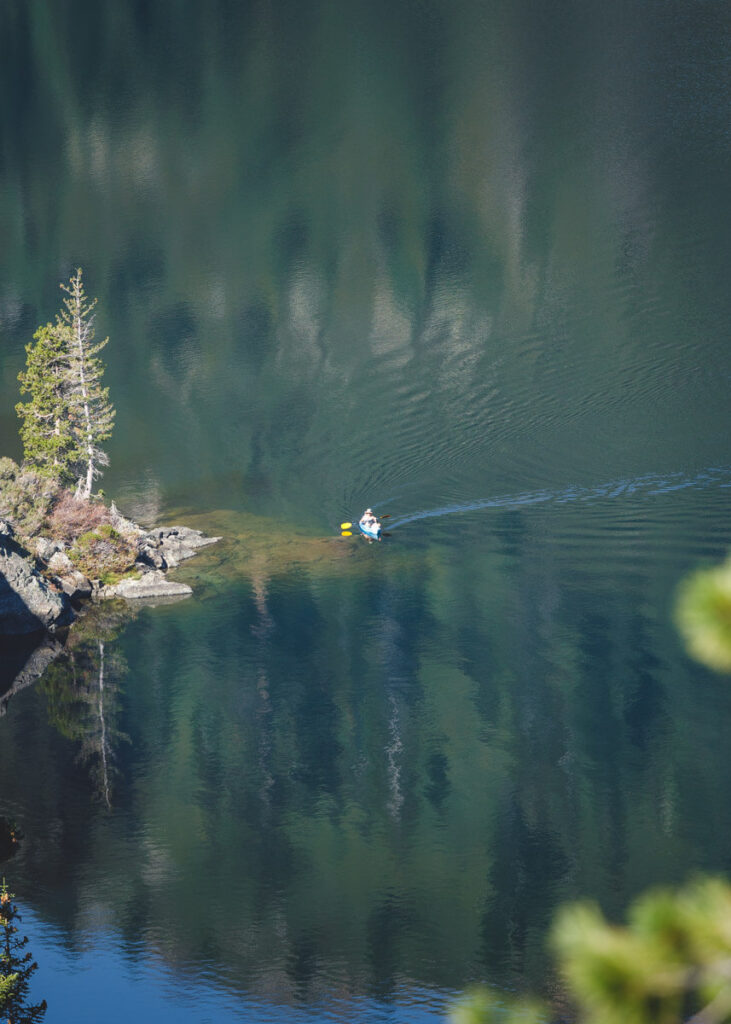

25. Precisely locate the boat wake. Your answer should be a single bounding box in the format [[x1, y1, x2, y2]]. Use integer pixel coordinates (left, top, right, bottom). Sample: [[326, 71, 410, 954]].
[[388, 466, 731, 529]]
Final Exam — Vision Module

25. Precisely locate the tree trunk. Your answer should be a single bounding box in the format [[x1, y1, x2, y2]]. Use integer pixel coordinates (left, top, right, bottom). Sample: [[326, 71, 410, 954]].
[[71, 281, 94, 500]]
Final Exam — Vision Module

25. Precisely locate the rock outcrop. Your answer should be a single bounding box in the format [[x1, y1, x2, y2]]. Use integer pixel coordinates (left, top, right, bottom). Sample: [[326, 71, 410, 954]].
[[138, 525, 221, 570], [105, 510, 220, 599], [0, 504, 220, 633], [0, 526, 74, 635]]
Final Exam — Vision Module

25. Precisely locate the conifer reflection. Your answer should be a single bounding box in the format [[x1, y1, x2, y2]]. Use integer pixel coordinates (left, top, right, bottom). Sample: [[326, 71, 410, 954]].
[[39, 604, 131, 809]]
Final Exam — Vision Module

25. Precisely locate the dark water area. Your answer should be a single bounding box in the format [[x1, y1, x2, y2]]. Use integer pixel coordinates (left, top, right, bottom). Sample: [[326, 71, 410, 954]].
[[1, 0, 730, 1020]]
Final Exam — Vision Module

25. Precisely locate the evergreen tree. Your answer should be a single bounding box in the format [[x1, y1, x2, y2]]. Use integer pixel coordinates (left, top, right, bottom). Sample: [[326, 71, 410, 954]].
[[0, 880, 47, 1024], [57, 269, 115, 499], [15, 324, 80, 485], [15, 269, 115, 496]]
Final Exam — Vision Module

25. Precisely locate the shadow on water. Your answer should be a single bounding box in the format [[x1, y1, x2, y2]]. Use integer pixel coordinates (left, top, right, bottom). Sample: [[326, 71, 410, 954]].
[[0, 604, 140, 808], [0, 635, 65, 718]]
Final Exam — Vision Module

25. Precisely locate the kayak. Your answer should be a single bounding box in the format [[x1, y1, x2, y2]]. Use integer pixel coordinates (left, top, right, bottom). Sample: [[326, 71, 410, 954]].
[[358, 519, 382, 540]]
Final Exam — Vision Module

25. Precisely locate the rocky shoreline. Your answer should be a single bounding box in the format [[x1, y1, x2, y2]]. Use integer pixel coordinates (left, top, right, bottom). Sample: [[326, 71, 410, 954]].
[[0, 504, 220, 637]]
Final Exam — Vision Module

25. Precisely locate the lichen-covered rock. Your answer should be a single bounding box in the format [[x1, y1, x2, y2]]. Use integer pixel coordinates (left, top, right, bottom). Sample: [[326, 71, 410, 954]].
[[0, 533, 74, 635]]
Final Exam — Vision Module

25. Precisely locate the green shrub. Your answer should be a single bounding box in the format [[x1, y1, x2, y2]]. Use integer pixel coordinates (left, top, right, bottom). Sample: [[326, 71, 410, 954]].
[[0, 466, 60, 538], [0, 457, 19, 483], [69, 527, 136, 582]]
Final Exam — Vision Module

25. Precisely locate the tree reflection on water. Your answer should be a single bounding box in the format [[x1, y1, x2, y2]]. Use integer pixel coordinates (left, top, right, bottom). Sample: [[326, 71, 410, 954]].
[[39, 604, 131, 809]]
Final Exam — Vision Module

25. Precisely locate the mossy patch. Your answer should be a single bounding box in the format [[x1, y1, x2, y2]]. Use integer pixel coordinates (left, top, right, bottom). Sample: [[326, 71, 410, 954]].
[[69, 526, 137, 583]]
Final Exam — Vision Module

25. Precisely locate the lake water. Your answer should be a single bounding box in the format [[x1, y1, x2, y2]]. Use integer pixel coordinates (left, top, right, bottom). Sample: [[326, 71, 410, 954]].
[[1, 1, 730, 1020]]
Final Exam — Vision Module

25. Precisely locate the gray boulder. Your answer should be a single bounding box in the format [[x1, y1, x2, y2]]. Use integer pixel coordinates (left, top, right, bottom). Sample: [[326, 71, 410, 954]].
[[136, 543, 167, 571], [34, 536, 64, 562], [53, 569, 93, 601], [0, 534, 74, 635], [99, 571, 192, 601], [47, 550, 74, 573], [142, 526, 221, 568], [109, 501, 144, 539]]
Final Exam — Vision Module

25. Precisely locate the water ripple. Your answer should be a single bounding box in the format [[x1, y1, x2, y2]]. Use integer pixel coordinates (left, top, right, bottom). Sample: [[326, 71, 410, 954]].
[[389, 466, 731, 529]]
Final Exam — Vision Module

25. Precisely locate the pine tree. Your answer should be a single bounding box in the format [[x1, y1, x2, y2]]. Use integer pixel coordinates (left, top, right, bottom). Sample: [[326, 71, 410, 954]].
[[0, 880, 47, 1024], [56, 269, 115, 499], [15, 269, 115, 497], [15, 324, 80, 485]]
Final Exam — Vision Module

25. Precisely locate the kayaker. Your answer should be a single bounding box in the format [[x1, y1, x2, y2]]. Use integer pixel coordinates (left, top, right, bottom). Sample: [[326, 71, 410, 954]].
[[360, 508, 379, 529]]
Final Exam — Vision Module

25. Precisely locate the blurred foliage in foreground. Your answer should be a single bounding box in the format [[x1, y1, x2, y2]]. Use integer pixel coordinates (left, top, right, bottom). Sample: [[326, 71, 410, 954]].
[[453, 555, 731, 1024], [452, 876, 731, 1024], [675, 556, 731, 674]]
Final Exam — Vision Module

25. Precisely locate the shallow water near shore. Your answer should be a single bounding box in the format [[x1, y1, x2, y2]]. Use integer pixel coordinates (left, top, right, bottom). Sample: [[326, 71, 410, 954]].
[[1, 0, 730, 1019]]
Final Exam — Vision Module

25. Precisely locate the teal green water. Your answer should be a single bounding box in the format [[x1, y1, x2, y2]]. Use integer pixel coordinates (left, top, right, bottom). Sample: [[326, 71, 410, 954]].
[[0, 1, 730, 1020]]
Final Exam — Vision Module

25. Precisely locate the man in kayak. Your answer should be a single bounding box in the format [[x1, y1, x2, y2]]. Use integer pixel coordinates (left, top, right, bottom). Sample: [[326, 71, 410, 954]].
[[359, 508, 379, 531]]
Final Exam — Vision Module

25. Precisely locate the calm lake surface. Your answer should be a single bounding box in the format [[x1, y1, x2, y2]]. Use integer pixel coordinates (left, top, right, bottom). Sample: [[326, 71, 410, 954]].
[[1, 0, 730, 1020]]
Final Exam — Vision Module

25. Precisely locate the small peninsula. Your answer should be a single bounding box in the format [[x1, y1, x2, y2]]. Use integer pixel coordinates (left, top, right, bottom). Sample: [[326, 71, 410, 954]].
[[0, 269, 219, 639]]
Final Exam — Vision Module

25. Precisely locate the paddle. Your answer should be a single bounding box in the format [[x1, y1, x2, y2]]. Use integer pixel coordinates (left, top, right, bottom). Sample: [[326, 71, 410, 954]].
[[341, 531, 391, 539]]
